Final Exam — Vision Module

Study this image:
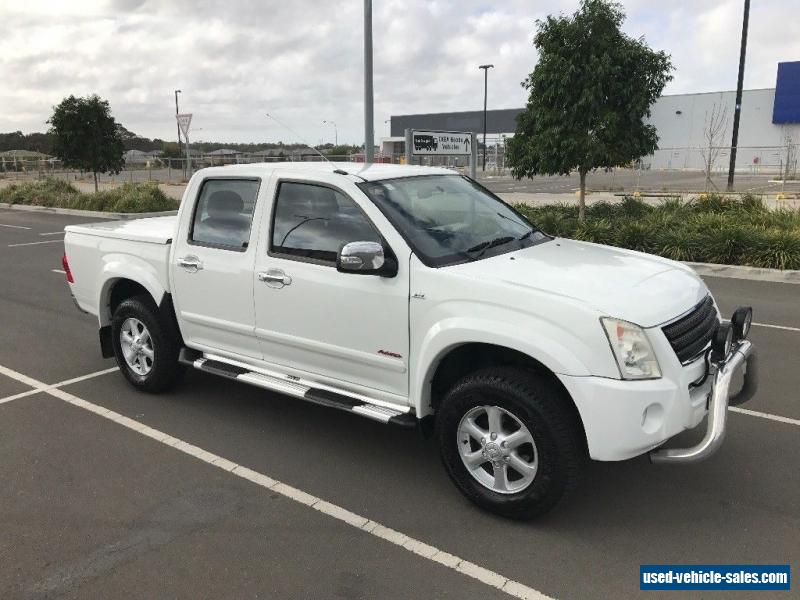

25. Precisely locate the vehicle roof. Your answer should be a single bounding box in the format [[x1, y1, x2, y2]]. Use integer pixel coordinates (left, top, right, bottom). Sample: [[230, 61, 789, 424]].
[[195, 161, 458, 182]]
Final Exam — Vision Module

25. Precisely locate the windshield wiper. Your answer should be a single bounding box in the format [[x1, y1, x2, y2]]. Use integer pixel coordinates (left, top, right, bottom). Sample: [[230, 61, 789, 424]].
[[466, 235, 516, 259], [496, 212, 538, 242]]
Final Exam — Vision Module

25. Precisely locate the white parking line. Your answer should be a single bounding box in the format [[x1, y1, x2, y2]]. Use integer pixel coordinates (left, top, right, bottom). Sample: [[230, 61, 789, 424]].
[[0, 366, 119, 405], [52, 269, 66, 274], [39, 231, 65, 236], [729, 406, 800, 427], [8, 239, 64, 247], [753, 322, 800, 333], [0, 223, 31, 230], [0, 362, 552, 600]]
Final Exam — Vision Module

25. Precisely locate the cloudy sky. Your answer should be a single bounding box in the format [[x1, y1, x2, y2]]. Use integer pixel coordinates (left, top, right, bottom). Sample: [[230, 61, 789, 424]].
[[1, 0, 798, 144]]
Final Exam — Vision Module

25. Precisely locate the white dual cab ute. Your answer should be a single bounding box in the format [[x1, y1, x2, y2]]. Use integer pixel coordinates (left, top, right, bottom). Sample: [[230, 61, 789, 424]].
[[63, 162, 757, 518]]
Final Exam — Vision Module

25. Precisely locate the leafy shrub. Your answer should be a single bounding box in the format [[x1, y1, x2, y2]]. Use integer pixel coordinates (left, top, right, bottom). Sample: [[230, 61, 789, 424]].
[[513, 192, 800, 269], [691, 193, 732, 214], [745, 229, 800, 270], [0, 178, 79, 206], [0, 178, 177, 212], [656, 226, 699, 262], [619, 195, 652, 218], [586, 201, 617, 220], [573, 218, 614, 244], [701, 225, 750, 265], [613, 221, 657, 253], [652, 196, 686, 217], [739, 193, 767, 214]]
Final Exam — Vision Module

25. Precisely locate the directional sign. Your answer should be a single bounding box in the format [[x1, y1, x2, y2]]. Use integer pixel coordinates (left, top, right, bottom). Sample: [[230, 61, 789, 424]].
[[411, 130, 471, 156], [176, 113, 193, 138]]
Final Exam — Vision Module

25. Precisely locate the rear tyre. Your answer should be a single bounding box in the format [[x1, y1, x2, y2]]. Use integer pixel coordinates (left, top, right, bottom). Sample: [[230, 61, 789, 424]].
[[436, 367, 586, 519], [111, 294, 184, 393]]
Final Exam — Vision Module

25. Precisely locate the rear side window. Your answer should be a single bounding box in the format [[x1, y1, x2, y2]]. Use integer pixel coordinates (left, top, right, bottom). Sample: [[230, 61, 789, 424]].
[[190, 179, 260, 250], [271, 181, 380, 263]]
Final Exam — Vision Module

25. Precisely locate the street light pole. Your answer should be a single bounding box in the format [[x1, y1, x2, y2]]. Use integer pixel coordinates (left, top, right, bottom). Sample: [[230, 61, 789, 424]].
[[323, 120, 338, 146], [364, 0, 374, 163], [174, 90, 182, 160], [479, 64, 494, 172], [726, 0, 750, 191]]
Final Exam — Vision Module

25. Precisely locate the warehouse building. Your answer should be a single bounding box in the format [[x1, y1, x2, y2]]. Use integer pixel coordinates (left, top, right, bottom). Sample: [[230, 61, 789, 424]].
[[386, 61, 800, 172]]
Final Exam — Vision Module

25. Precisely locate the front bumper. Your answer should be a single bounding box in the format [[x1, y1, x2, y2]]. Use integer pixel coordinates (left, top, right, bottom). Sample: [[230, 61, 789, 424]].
[[559, 338, 757, 462], [649, 339, 757, 464]]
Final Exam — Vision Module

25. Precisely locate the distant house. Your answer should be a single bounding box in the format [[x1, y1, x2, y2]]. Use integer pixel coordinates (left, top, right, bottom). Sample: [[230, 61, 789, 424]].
[[0, 149, 50, 160], [123, 149, 149, 164], [204, 148, 241, 165], [206, 148, 240, 157], [0, 149, 52, 170]]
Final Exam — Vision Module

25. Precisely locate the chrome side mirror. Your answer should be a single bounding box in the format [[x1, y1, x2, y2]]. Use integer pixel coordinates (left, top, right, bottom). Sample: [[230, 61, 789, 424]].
[[337, 241, 395, 276]]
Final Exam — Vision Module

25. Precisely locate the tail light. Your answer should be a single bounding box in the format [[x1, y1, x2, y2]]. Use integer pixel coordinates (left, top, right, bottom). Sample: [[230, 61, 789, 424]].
[[62, 253, 74, 283]]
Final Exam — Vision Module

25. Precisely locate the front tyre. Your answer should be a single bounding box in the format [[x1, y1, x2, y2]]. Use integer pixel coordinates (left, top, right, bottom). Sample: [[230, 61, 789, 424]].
[[111, 294, 183, 393], [436, 367, 586, 519]]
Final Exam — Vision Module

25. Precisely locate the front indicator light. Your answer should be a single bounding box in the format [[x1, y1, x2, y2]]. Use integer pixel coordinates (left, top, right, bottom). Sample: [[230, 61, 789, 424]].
[[601, 318, 662, 380]]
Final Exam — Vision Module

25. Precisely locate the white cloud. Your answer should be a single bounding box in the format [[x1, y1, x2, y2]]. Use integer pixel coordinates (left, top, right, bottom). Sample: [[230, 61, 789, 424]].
[[0, 0, 797, 143]]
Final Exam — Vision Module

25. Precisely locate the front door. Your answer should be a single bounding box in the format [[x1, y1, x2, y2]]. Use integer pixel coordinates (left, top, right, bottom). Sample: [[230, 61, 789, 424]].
[[253, 178, 409, 399], [171, 176, 264, 358]]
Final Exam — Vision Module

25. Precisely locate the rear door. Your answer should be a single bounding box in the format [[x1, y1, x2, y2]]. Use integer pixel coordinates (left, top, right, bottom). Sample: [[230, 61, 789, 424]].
[[252, 175, 410, 399], [171, 176, 265, 358]]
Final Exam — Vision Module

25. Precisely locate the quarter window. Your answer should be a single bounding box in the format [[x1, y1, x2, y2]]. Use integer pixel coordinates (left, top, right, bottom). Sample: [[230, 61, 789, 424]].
[[271, 182, 380, 263], [190, 179, 260, 250]]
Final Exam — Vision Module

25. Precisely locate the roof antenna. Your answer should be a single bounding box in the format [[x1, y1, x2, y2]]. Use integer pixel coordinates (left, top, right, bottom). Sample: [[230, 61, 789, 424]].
[[334, 168, 368, 182], [265, 113, 331, 164]]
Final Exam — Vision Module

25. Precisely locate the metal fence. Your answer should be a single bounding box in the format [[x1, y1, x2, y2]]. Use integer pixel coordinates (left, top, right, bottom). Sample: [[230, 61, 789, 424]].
[[1, 141, 798, 189], [0, 154, 361, 185]]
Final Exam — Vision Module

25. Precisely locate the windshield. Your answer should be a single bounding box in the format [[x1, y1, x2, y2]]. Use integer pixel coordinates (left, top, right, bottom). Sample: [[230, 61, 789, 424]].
[[358, 175, 549, 267]]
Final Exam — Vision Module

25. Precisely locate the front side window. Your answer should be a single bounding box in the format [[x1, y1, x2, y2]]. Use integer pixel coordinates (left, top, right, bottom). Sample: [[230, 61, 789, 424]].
[[190, 179, 260, 250], [358, 175, 549, 267], [271, 181, 380, 263]]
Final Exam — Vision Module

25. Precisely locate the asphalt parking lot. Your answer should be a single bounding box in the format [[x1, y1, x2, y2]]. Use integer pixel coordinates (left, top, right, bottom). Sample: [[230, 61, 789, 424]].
[[1, 208, 798, 599]]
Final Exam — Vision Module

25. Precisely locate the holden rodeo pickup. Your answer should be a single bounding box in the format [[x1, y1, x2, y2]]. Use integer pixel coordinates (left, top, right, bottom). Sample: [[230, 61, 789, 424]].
[[63, 163, 757, 518]]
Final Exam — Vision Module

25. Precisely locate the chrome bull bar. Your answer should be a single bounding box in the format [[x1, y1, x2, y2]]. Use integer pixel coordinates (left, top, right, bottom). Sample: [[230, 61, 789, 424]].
[[649, 340, 757, 464]]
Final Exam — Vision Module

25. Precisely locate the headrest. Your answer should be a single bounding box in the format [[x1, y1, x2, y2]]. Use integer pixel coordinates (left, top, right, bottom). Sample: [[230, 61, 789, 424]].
[[207, 190, 243, 217]]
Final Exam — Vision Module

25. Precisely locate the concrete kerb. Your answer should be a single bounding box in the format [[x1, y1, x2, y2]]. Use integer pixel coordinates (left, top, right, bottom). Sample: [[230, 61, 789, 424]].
[[0, 202, 177, 220], [685, 262, 800, 284]]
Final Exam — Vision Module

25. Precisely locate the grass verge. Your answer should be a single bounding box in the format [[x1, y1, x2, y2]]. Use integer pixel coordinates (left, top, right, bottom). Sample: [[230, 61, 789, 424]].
[[0, 178, 178, 213], [515, 194, 800, 270]]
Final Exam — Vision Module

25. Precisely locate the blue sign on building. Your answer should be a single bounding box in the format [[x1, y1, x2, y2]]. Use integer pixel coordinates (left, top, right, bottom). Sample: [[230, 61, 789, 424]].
[[773, 61, 800, 124]]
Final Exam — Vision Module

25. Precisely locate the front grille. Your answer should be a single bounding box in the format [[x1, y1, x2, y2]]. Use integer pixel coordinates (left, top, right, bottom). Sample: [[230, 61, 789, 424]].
[[662, 296, 719, 363]]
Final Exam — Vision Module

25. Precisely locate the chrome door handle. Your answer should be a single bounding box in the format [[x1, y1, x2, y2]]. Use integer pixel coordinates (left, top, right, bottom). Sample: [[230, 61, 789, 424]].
[[257, 269, 292, 288], [177, 256, 203, 272]]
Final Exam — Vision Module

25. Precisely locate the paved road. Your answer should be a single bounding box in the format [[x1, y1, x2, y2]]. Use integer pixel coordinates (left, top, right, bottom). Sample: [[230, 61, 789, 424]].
[[1, 209, 798, 599]]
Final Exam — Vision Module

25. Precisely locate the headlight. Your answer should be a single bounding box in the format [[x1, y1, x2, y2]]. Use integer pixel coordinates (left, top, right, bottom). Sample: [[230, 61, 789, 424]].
[[601, 318, 662, 380]]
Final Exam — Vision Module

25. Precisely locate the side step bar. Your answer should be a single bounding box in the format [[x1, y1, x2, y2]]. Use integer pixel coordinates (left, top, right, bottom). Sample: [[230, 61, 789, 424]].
[[178, 349, 417, 430]]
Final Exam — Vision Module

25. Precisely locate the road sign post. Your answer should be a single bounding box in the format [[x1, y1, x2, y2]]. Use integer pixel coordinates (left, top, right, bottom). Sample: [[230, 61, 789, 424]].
[[177, 113, 193, 176], [470, 132, 477, 180], [405, 129, 476, 179]]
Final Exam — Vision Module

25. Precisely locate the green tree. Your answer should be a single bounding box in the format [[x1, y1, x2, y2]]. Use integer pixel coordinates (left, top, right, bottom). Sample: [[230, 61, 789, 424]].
[[161, 141, 181, 158], [47, 95, 125, 191], [506, 0, 673, 221], [324, 144, 360, 157]]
